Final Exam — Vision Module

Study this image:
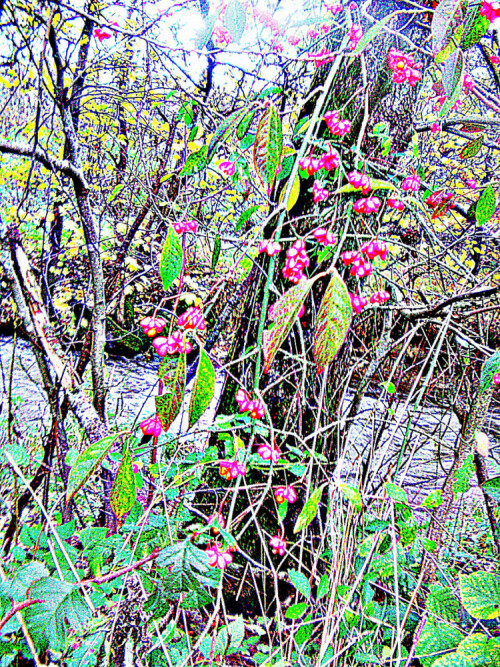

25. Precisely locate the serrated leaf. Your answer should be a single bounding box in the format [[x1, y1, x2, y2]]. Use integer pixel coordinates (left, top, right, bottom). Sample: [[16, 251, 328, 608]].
[[352, 13, 394, 54], [431, 0, 463, 52], [428, 585, 460, 621], [476, 185, 496, 225], [156, 353, 186, 431], [24, 577, 91, 651], [227, 616, 245, 648], [189, 348, 215, 427], [180, 145, 208, 176], [110, 447, 136, 519], [276, 154, 295, 182], [442, 48, 464, 98], [66, 435, 116, 503], [480, 348, 500, 391], [160, 225, 183, 293], [384, 482, 408, 505], [456, 634, 500, 666], [459, 572, 500, 619], [339, 483, 363, 511], [67, 632, 106, 667], [416, 620, 463, 667], [481, 476, 500, 501], [0, 562, 49, 602], [317, 574, 329, 600], [294, 487, 323, 533], [453, 453, 475, 496], [263, 278, 314, 373], [212, 233, 221, 269], [207, 108, 247, 162], [225, 0, 246, 42], [421, 489, 443, 508], [288, 570, 311, 598], [313, 270, 352, 374], [460, 134, 484, 159], [285, 602, 308, 619], [253, 103, 282, 194]]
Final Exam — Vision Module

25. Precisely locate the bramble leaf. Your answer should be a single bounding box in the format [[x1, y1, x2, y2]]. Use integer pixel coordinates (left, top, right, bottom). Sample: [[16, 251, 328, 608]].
[[476, 185, 496, 225], [66, 435, 116, 503], [160, 225, 183, 293], [253, 103, 282, 193]]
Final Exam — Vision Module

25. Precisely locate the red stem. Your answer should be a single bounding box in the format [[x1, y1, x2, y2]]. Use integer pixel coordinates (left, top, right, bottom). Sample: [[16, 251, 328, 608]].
[[0, 599, 43, 631], [80, 547, 160, 586]]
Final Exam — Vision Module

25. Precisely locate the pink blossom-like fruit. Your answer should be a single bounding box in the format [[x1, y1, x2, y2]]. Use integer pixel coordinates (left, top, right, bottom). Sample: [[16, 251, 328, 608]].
[[493, 373, 500, 385], [177, 306, 206, 331], [313, 180, 330, 203], [348, 23, 363, 50], [274, 485, 298, 504], [349, 292, 368, 314], [388, 197, 405, 211], [206, 544, 233, 569], [219, 161, 236, 176], [140, 415, 163, 437], [207, 513, 226, 534], [370, 290, 390, 304], [257, 442, 281, 463], [269, 535, 287, 555], [219, 459, 247, 480], [348, 170, 372, 194], [312, 227, 337, 246], [360, 239, 388, 261], [173, 219, 198, 234], [401, 174, 421, 192], [259, 240, 282, 256], [236, 389, 253, 412], [140, 316, 167, 337]]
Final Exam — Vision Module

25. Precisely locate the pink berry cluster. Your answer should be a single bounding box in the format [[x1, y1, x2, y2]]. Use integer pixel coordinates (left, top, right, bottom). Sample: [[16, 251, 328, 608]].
[[219, 160, 236, 176], [140, 414, 163, 436], [153, 331, 192, 356], [236, 389, 265, 419], [481, 0, 500, 20], [206, 543, 233, 569], [306, 47, 336, 67], [299, 146, 340, 175], [257, 442, 281, 463], [275, 485, 297, 504], [494, 373, 500, 385], [252, 7, 280, 33], [341, 239, 388, 278], [269, 534, 287, 556], [353, 196, 381, 215], [219, 458, 247, 480], [401, 173, 421, 192], [283, 239, 310, 283], [140, 316, 167, 337], [312, 227, 336, 246], [387, 48, 422, 87], [207, 513, 226, 534], [173, 219, 197, 234], [325, 0, 343, 13], [259, 240, 282, 256], [324, 110, 352, 136], [349, 290, 390, 314], [177, 306, 206, 331], [313, 180, 330, 203], [348, 170, 372, 194], [388, 197, 405, 211]]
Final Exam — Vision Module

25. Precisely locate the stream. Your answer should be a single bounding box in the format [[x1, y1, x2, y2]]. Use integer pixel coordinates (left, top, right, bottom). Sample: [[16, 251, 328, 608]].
[[1, 335, 499, 504]]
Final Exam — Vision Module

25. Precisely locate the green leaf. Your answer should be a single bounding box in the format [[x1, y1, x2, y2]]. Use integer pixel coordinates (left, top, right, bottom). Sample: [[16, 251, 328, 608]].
[[67, 632, 106, 667], [288, 570, 311, 598], [428, 585, 460, 622], [381, 381, 396, 394], [225, 0, 246, 42], [476, 185, 496, 225], [66, 435, 116, 503], [337, 178, 396, 194], [276, 154, 295, 182], [313, 269, 352, 374], [160, 225, 183, 293], [317, 574, 329, 600], [453, 453, 475, 497], [481, 476, 500, 501], [0, 562, 49, 603], [416, 620, 463, 667], [189, 348, 215, 427], [442, 48, 464, 98], [460, 134, 484, 159], [294, 486, 323, 533], [207, 108, 247, 162], [24, 577, 91, 651], [339, 483, 362, 511], [227, 616, 245, 649], [195, 13, 218, 49], [431, 0, 462, 52], [421, 489, 443, 508], [285, 602, 308, 619], [384, 482, 408, 505], [480, 349, 500, 391], [212, 233, 221, 269], [459, 572, 500, 619], [253, 103, 283, 193], [351, 13, 394, 54], [236, 109, 256, 139], [462, 5, 489, 50], [235, 205, 259, 231], [110, 447, 137, 519], [107, 183, 124, 203], [278, 499, 288, 522], [456, 634, 500, 666], [156, 354, 186, 431], [263, 278, 314, 373], [254, 86, 283, 100], [435, 26, 462, 63], [180, 145, 208, 176]]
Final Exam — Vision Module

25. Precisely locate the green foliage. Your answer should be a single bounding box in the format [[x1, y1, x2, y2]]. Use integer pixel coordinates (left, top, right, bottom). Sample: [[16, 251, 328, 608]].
[[288, 570, 311, 598], [285, 602, 308, 619], [480, 348, 500, 391], [66, 435, 116, 503], [481, 475, 500, 501], [339, 483, 363, 511], [159, 225, 183, 293], [459, 572, 500, 619], [384, 482, 408, 505], [476, 185, 496, 225], [253, 103, 283, 192], [156, 353, 186, 430], [110, 447, 137, 519], [416, 619, 463, 666], [180, 145, 208, 176], [212, 233, 221, 269], [294, 486, 323, 533], [453, 453, 475, 497], [313, 270, 352, 374], [189, 348, 215, 427], [428, 584, 460, 621], [460, 134, 484, 159], [24, 577, 91, 651]]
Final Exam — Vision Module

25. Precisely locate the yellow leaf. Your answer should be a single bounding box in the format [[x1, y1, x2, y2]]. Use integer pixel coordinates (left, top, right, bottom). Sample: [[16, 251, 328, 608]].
[[280, 174, 300, 211]]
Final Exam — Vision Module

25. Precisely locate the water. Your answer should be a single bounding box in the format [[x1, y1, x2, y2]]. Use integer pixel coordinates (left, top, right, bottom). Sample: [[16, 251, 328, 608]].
[[1, 336, 499, 502]]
